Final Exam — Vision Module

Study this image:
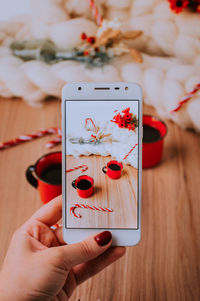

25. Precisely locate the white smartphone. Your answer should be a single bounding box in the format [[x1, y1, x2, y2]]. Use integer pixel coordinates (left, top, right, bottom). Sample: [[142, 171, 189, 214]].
[[62, 82, 142, 246]]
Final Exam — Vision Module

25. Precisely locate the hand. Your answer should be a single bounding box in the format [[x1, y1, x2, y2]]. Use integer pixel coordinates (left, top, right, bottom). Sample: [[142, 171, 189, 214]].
[[0, 196, 125, 301]]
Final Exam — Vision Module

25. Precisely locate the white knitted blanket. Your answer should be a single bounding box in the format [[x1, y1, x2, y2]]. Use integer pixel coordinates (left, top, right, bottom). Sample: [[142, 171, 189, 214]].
[[67, 120, 139, 168], [0, 0, 199, 131]]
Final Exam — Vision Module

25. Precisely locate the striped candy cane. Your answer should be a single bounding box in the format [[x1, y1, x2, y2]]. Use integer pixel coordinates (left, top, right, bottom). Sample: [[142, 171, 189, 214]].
[[87, 0, 102, 26], [171, 82, 200, 113], [66, 165, 88, 173], [47, 118, 100, 148], [70, 203, 113, 218], [85, 117, 99, 133], [46, 135, 62, 148], [0, 127, 61, 150], [122, 143, 138, 160]]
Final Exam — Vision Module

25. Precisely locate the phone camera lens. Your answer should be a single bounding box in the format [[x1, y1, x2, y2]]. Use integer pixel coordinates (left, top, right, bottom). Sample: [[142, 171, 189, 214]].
[[78, 87, 82, 91]]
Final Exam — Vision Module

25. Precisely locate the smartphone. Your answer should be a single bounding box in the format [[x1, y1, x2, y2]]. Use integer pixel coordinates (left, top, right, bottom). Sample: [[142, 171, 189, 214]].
[[62, 82, 142, 246]]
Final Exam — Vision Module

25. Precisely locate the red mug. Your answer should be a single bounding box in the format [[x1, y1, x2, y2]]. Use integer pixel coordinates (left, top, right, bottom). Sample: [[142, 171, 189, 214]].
[[142, 115, 167, 168], [26, 152, 62, 204], [72, 175, 94, 198], [102, 160, 123, 179]]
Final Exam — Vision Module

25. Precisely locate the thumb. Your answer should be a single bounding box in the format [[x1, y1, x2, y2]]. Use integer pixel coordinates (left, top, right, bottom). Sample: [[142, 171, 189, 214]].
[[53, 231, 112, 269]]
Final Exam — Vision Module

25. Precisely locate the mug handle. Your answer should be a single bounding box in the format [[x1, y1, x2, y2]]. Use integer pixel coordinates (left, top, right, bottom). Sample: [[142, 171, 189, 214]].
[[72, 180, 76, 189], [26, 165, 38, 188], [102, 166, 107, 174]]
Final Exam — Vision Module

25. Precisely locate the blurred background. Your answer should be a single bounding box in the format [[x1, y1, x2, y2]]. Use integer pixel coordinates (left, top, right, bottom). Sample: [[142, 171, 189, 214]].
[[0, 0, 29, 20]]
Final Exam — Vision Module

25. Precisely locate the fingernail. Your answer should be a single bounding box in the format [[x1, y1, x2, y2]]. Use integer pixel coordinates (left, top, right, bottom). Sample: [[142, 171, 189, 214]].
[[95, 231, 112, 246]]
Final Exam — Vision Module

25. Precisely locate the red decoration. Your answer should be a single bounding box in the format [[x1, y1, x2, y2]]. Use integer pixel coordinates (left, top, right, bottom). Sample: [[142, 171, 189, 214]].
[[0, 127, 61, 150], [66, 165, 88, 173], [85, 117, 98, 133], [168, 0, 200, 13], [122, 143, 138, 161], [81, 32, 87, 40], [170, 82, 200, 113], [46, 135, 62, 148], [87, 0, 103, 26], [87, 36, 96, 44], [70, 203, 113, 218], [111, 107, 138, 131], [84, 50, 89, 56], [169, 0, 189, 13]]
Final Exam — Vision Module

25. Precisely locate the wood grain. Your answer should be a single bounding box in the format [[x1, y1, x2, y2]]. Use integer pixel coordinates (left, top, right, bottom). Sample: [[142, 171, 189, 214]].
[[0, 97, 200, 301], [66, 155, 138, 228]]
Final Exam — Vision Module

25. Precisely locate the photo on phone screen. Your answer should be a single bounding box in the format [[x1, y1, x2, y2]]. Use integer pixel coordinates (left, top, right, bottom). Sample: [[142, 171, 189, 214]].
[[65, 100, 139, 229]]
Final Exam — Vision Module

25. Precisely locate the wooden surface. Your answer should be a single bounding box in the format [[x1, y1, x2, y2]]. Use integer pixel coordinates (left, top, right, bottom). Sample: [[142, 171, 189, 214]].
[[0, 97, 200, 301], [66, 155, 138, 228]]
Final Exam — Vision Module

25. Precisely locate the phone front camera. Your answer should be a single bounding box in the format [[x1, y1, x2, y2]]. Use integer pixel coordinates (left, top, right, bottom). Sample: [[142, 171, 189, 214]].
[[78, 87, 82, 91]]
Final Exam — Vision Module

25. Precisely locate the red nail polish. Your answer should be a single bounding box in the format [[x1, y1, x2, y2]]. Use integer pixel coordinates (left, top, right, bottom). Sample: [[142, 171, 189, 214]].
[[95, 231, 112, 246]]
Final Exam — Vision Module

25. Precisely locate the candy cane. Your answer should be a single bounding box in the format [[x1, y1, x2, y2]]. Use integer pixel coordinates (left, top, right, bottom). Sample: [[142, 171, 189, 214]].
[[70, 203, 113, 218], [171, 82, 200, 113], [87, 0, 102, 26], [66, 165, 88, 173], [85, 117, 98, 133], [47, 117, 99, 148], [46, 135, 62, 148], [122, 143, 138, 160], [0, 127, 61, 150]]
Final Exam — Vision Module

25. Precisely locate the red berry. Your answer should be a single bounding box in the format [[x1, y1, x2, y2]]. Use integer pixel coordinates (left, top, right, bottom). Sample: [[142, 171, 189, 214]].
[[81, 32, 87, 40], [84, 50, 89, 56], [87, 36, 96, 44]]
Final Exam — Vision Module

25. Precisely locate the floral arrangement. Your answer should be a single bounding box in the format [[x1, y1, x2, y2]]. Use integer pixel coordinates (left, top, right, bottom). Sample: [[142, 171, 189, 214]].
[[10, 26, 143, 68], [111, 108, 138, 131], [168, 0, 200, 13]]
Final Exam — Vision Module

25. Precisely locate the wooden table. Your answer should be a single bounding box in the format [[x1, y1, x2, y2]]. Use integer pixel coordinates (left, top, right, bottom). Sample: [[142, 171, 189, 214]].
[[0, 97, 199, 301]]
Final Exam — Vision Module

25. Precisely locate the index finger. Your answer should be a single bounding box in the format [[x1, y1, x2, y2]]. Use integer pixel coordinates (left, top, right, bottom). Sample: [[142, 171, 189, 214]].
[[29, 195, 62, 226]]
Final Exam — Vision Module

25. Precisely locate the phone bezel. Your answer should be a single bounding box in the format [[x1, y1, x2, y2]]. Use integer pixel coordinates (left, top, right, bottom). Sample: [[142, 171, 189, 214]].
[[62, 82, 142, 246]]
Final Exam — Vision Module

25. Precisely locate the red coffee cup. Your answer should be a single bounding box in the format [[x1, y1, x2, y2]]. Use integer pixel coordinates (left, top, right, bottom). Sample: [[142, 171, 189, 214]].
[[143, 115, 167, 168], [102, 160, 123, 179], [72, 175, 94, 198], [26, 152, 62, 204]]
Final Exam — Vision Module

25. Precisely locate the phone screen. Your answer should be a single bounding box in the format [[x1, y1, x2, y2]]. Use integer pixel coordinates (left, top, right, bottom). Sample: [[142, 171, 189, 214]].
[[64, 100, 139, 229]]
